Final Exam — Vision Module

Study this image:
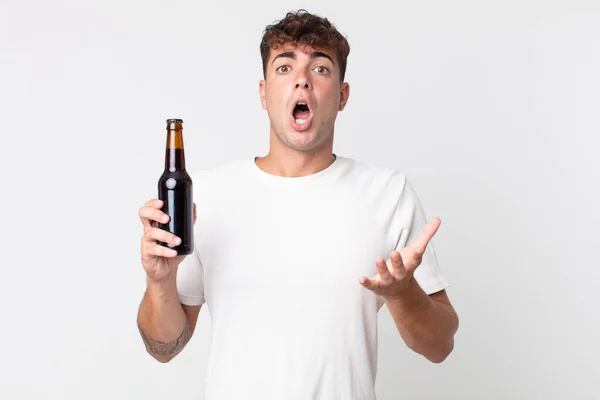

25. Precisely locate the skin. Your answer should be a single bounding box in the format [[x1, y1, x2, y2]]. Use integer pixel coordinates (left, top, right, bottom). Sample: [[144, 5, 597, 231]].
[[136, 200, 201, 362], [257, 43, 349, 177], [360, 217, 459, 363]]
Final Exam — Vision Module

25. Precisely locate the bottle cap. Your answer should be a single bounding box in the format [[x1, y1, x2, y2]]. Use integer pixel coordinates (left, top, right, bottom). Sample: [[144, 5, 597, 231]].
[[166, 119, 184, 130]]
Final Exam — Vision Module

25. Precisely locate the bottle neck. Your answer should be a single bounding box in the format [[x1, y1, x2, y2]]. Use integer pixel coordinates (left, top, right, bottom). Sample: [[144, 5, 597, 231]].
[[165, 130, 186, 172]]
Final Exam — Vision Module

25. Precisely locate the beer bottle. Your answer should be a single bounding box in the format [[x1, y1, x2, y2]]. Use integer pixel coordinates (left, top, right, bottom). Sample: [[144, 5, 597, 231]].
[[157, 118, 194, 255]]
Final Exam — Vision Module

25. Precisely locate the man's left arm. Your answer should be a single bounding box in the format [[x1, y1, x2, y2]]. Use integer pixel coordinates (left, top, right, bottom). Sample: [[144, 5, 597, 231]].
[[359, 217, 459, 363], [386, 285, 458, 363]]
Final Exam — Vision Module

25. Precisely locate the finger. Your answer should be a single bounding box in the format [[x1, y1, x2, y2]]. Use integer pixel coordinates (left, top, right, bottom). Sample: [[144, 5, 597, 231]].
[[139, 206, 170, 230], [144, 227, 181, 247], [411, 217, 442, 251], [359, 276, 381, 291], [389, 251, 404, 269], [389, 251, 406, 273], [376, 257, 394, 284], [142, 242, 179, 260], [145, 199, 163, 208], [193, 203, 197, 223], [401, 218, 441, 272]]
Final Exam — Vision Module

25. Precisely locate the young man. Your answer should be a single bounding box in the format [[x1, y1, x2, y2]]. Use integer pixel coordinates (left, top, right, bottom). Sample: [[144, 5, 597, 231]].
[[137, 9, 459, 400]]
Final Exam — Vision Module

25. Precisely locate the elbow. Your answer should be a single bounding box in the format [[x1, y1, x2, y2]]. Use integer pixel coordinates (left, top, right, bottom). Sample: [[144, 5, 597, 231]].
[[143, 346, 175, 363], [425, 338, 454, 364], [154, 355, 173, 363], [150, 352, 175, 363], [427, 310, 459, 364]]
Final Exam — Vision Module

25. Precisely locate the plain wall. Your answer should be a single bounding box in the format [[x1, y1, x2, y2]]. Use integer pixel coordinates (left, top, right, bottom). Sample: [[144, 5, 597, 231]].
[[1, 0, 598, 399]]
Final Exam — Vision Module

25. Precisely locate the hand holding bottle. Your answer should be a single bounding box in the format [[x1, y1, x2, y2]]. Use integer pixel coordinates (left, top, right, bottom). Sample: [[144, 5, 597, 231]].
[[139, 199, 197, 283]]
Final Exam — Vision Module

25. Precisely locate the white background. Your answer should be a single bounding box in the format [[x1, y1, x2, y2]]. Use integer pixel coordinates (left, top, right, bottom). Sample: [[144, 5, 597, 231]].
[[1, 0, 599, 399]]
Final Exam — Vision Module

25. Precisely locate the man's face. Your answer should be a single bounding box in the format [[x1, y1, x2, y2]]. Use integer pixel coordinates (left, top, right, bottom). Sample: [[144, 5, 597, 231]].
[[259, 43, 350, 152]]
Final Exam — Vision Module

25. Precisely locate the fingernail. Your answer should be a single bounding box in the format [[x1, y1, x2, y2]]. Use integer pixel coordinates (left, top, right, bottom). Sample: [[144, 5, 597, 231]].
[[175, 237, 181, 245], [162, 215, 169, 222]]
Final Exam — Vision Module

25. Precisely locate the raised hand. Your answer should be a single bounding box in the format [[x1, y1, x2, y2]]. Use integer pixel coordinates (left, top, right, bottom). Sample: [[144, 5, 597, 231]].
[[138, 199, 197, 283], [359, 217, 441, 299]]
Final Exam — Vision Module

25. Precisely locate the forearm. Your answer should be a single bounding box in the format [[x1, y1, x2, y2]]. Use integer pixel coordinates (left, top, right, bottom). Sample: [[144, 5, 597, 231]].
[[137, 274, 190, 362], [386, 280, 458, 363]]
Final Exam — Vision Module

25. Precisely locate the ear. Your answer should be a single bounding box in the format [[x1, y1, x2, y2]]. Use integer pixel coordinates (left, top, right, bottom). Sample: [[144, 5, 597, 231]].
[[259, 79, 267, 110], [338, 82, 350, 111]]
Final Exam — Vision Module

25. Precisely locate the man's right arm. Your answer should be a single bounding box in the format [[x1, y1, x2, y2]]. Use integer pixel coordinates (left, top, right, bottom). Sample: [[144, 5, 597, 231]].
[[137, 273, 201, 363], [137, 199, 202, 363]]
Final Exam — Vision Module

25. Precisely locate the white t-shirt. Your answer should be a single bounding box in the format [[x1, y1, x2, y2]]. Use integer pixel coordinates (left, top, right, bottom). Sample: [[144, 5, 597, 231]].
[[176, 155, 449, 400]]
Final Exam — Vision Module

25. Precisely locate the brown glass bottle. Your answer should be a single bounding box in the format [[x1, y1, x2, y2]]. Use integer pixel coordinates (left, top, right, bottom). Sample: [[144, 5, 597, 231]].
[[157, 119, 194, 255]]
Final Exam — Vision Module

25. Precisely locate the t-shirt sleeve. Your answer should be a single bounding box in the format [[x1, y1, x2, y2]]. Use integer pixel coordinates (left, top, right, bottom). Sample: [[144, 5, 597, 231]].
[[176, 243, 206, 306], [393, 176, 450, 295]]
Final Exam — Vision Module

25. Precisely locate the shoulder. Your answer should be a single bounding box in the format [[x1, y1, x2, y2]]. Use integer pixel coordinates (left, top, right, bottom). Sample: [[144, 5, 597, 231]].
[[338, 156, 409, 195]]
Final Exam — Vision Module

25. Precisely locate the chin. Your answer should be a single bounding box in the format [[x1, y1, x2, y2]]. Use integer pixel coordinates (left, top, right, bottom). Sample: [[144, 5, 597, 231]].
[[281, 130, 328, 152]]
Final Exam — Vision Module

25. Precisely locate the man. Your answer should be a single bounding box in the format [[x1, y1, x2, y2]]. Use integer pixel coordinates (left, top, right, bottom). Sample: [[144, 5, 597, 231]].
[[137, 9, 459, 400]]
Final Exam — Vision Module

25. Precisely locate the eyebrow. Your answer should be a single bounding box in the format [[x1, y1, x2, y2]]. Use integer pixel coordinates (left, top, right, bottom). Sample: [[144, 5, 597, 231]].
[[272, 51, 335, 65]]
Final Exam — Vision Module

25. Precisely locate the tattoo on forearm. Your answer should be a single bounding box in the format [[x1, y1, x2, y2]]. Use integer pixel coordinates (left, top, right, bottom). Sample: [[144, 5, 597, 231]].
[[138, 318, 191, 356]]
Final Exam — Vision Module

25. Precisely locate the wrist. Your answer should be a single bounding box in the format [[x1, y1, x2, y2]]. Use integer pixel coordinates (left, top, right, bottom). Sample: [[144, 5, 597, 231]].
[[385, 277, 430, 309], [146, 272, 178, 297]]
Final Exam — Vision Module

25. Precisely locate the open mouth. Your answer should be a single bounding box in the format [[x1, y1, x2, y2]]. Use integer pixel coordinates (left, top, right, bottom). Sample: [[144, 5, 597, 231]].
[[290, 101, 312, 131]]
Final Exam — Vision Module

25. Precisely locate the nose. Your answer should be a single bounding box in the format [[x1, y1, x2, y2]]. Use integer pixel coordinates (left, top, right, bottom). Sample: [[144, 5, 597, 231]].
[[294, 71, 312, 90]]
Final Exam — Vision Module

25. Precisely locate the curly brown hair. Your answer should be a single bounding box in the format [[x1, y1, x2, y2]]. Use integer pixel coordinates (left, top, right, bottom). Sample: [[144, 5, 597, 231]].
[[260, 9, 350, 82]]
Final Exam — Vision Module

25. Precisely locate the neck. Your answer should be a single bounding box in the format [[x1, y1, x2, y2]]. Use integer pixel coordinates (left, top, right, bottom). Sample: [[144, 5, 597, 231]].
[[256, 130, 336, 178], [165, 130, 186, 171]]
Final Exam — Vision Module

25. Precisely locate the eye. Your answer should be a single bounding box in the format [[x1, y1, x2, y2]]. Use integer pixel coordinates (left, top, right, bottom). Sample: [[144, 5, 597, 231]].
[[314, 66, 330, 74], [276, 65, 291, 73]]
